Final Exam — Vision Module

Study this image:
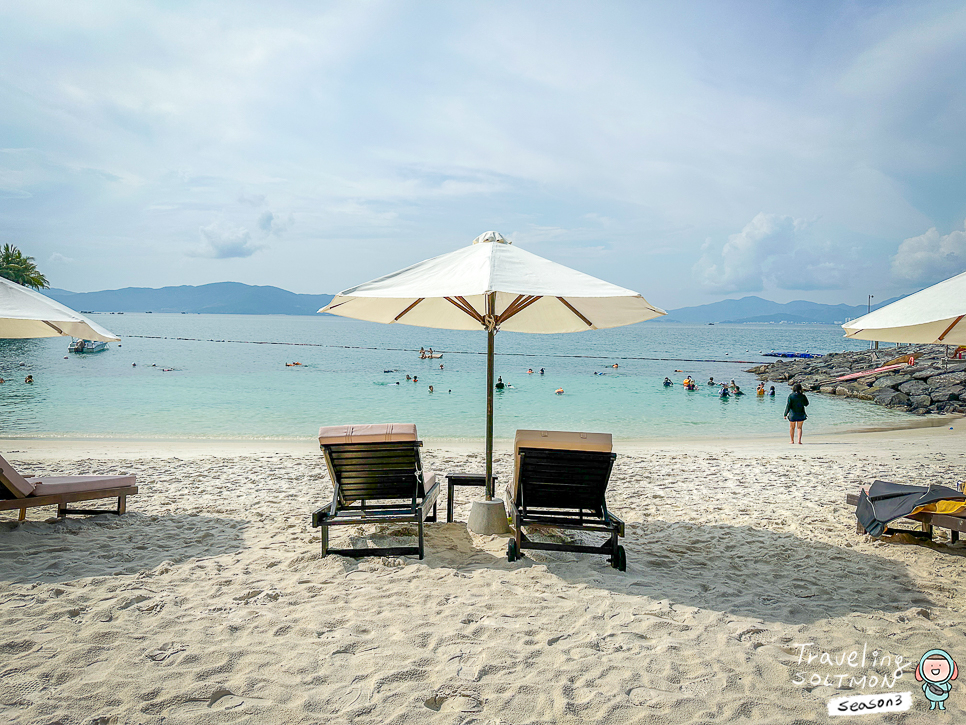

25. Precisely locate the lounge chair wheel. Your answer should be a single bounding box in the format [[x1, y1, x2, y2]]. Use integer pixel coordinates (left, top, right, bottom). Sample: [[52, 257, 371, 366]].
[[612, 545, 626, 571], [507, 539, 518, 562]]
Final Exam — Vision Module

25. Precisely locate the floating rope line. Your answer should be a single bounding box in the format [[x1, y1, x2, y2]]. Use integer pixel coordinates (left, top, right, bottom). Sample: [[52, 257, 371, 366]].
[[122, 335, 760, 364]]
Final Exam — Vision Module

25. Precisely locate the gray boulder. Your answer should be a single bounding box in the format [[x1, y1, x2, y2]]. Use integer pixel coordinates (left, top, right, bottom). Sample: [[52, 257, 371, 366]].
[[874, 389, 910, 407], [931, 385, 964, 402], [874, 374, 912, 389], [927, 371, 966, 388], [898, 379, 930, 396], [910, 395, 932, 409]]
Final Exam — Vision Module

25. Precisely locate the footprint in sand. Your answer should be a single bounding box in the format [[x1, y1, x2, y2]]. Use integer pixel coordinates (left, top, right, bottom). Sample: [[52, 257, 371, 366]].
[[424, 694, 482, 713]]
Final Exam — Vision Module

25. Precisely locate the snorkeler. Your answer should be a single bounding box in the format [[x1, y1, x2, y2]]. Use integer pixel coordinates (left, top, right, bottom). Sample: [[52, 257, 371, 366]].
[[539, 368, 545, 374], [413, 375, 418, 383], [24, 375, 33, 384], [527, 368, 533, 374], [428, 385, 434, 393], [663, 377, 673, 387], [495, 376, 505, 390], [555, 388, 564, 395], [719, 384, 730, 398]]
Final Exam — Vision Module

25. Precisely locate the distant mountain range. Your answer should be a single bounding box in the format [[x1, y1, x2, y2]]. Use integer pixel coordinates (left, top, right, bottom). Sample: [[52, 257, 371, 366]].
[[659, 295, 902, 325], [46, 282, 334, 316], [43, 284, 898, 323]]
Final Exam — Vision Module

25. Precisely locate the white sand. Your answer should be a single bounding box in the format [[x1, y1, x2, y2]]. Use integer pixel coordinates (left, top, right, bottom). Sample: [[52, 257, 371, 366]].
[[2, 422, 966, 723]]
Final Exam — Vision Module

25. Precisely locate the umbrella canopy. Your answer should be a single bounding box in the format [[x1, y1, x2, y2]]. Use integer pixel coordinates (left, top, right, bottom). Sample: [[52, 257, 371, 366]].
[[320, 231, 666, 498], [324, 231, 663, 333], [842, 270, 966, 345], [0, 276, 119, 342]]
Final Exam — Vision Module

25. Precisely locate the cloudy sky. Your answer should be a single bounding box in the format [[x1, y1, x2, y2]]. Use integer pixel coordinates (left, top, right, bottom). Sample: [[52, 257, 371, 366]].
[[2, 1, 965, 309]]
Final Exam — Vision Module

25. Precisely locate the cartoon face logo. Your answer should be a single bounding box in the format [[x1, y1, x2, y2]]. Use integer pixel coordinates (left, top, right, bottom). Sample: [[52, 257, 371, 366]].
[[916, 649, 958, 711]]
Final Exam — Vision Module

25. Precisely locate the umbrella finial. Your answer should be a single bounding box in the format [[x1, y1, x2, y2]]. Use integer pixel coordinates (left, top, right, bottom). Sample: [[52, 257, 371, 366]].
[[473, 231, 509, 245]]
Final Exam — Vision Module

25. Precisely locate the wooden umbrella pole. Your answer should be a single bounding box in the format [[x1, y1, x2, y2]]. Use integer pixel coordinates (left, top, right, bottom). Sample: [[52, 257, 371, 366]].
[[485, 292, 496, 500]]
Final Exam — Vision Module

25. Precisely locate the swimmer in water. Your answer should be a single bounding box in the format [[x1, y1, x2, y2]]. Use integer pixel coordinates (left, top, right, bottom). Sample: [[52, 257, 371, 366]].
[[756, 383, 765, 396], [527, 368, 533, 374], [428, 385, 434, 393], [24, 375, 33, 384], [733, 385, 744, 396], [612, 364, 618, 369], [555, 388, 564, 395], [707, 376, 715, 386], [495, 376, 505, 390], [439, 363, 444, 370], [406, 374, 411, 381], [769, 386, 776, 396], [413, 375, 418, 383], [539, 368, 545, 374], [719, 384, 730, 398], [663, 377, 673, 387]]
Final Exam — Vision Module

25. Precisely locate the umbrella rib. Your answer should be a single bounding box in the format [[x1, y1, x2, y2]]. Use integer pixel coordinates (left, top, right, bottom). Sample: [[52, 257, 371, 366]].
[[938, 315, 965, 342], [42, 320, 65, 335], [393, 298, 424, 322], [498, 295, 541, 325], [445, 296, 485, 325], [556, 297, 594, 327]]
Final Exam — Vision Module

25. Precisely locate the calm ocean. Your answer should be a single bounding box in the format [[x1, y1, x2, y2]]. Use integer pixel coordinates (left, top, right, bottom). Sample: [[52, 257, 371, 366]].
[[0, 313, 912, 441]]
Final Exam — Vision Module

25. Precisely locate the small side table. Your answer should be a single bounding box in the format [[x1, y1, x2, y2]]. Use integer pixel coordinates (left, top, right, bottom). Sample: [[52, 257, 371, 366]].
[[446, 474, 498, 523]]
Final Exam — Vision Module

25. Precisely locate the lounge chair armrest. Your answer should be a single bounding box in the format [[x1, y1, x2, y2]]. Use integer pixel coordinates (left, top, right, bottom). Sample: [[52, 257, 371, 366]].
[[606, 511, 625, 537], [312, 497, 338, 528], [420, 474, 440, 517]]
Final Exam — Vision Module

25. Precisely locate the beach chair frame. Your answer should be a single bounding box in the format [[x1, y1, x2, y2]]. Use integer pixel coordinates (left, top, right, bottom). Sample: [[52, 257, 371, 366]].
[[1, 486, 135, 521], [312, 440, 439, 559], [1, 454, 137, 522], [507, 447, 626, 570], [847, 490, 966, 543]]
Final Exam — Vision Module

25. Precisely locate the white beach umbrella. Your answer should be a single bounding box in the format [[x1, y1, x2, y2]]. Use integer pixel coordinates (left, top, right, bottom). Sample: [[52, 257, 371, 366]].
[[320, 231, 666, 501], [842, 270, 966, 345], [0, 276, 119, 342]]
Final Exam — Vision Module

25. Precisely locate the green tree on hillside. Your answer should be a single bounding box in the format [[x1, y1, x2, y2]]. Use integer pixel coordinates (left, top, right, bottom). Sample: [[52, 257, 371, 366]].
[[0, 244, 49, 290]]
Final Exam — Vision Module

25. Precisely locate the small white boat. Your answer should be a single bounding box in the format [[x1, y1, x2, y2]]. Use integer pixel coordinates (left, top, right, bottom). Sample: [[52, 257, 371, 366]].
[[69, 339, 109, 354]]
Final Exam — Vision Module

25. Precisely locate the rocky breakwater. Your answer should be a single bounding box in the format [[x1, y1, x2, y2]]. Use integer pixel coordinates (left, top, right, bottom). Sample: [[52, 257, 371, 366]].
[[747, 345, 966, 416]]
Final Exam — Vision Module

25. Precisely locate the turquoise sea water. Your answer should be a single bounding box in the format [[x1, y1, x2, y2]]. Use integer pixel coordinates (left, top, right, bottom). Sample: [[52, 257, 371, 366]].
[[0, 314, 913, 441]]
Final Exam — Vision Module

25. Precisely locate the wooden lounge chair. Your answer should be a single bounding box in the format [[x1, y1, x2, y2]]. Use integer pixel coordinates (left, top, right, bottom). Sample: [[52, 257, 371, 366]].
[[506, 430, 626, 570], [1, 453, 138, 522], [312, 424, 439, 559]]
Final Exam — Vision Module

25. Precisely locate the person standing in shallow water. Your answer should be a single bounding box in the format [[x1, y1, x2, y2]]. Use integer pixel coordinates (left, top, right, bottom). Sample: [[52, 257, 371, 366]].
[[784, 382, 809, 444]]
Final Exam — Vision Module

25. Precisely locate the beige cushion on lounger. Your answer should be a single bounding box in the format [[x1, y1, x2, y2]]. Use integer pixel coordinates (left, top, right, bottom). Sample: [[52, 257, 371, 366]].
[[30, 475, 137, 496], [0, 453, 36, 498], [318, 423, 417, 445], [510, 430, 613, 501]]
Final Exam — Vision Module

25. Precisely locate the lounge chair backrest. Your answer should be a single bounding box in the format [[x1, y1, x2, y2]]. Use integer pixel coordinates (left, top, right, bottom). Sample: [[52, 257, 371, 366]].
[[319, 424, 426, 504], [512, 430, 612, 501], [0, 453, 36, 498]]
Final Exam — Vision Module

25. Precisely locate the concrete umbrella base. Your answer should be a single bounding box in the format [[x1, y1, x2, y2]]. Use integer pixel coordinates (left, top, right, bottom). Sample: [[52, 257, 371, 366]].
[[467, 498, 511, 535]]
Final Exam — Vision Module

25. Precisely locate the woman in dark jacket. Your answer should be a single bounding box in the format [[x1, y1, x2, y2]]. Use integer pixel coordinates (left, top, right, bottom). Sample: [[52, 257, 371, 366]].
[[784, 383, 809, 444]]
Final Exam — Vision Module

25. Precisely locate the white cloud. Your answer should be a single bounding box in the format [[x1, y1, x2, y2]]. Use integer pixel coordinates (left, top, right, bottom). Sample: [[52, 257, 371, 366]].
[[693, 213, 849, 293], [891, 220, 966, 284], [257, 210, 293, 236], [49, 252, 74, 264], [192, 222, 262, 259]]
